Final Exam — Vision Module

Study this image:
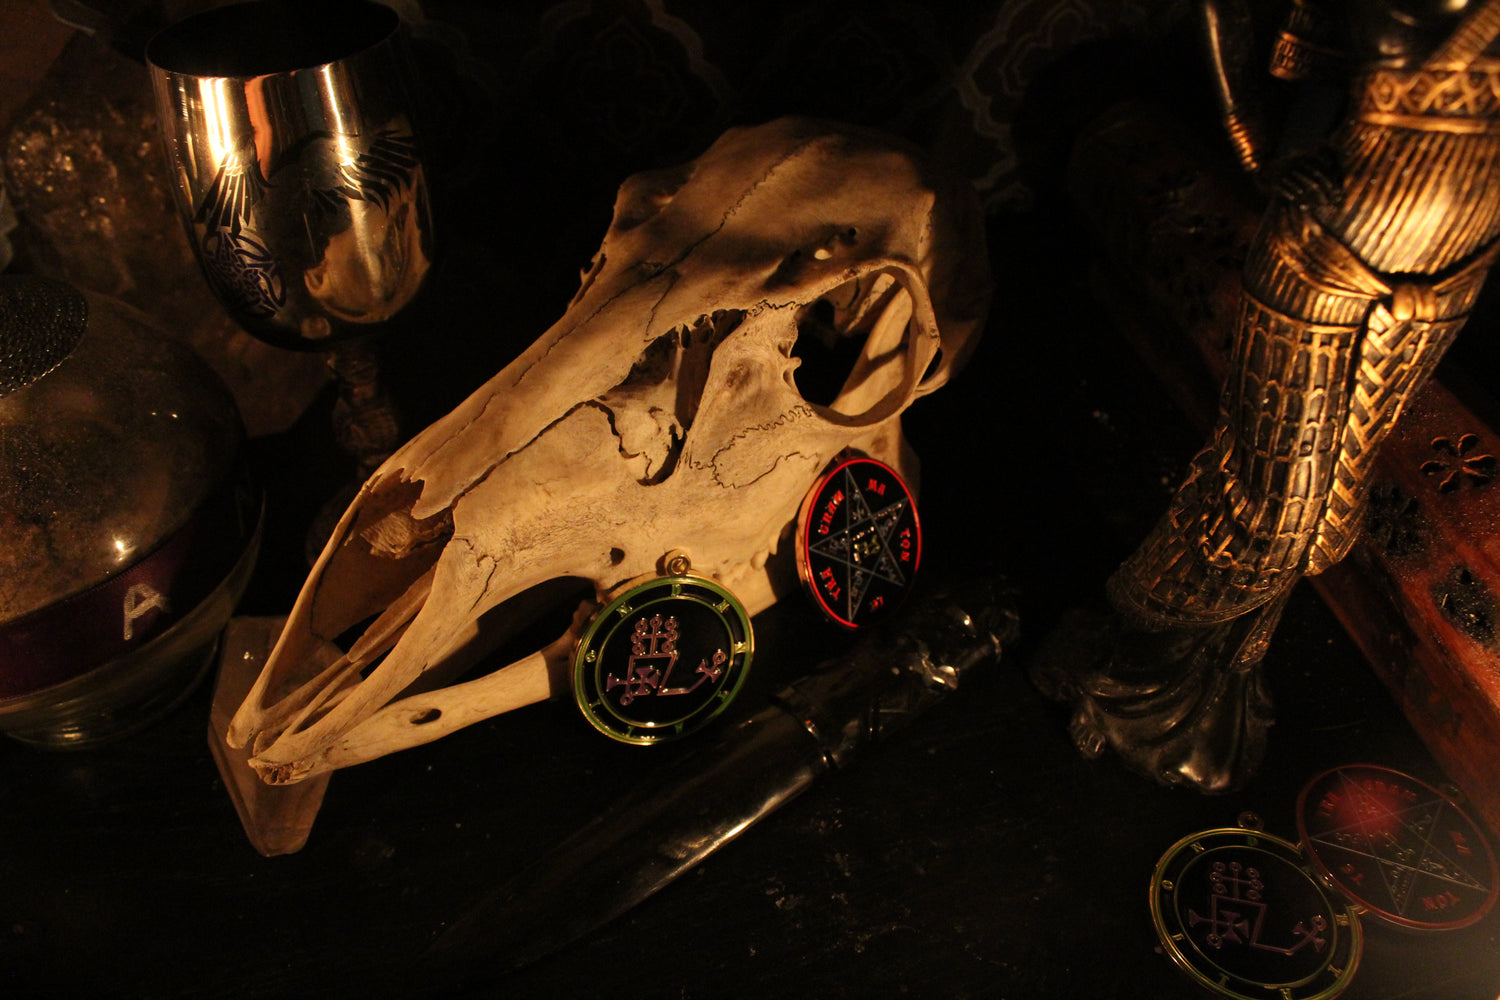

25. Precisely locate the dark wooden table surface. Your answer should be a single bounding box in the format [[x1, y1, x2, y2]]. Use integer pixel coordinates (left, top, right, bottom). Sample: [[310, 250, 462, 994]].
[[4, 193, 1499, 1000]]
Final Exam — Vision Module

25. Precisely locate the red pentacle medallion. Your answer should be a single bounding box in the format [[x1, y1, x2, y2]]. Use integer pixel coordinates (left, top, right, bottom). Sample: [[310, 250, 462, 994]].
[[573, 574, 752, 745], [1151, 827, 1362, 1000], [1296, 764, 1499, 931], [795, 456, 921, 629]]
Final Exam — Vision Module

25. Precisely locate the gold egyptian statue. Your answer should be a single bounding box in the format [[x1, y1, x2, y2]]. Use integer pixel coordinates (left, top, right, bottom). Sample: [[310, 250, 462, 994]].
[[1040, 0, 1500, 791]]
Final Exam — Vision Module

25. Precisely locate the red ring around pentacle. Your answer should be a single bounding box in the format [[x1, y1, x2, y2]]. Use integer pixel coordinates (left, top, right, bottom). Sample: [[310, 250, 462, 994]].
[[795, 456, 921, 629], [1150, 827, 1362, 1000], [572, 575, 752, 746], [1296, 764, 1499, 931]]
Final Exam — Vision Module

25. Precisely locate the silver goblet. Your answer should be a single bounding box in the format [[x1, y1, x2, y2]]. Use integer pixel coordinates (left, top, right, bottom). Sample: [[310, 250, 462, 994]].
[[147, 0, 434, 352]]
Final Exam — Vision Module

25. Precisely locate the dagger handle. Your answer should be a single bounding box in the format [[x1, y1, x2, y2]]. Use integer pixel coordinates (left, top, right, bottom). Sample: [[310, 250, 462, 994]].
[[774, 577, 1019, 769]]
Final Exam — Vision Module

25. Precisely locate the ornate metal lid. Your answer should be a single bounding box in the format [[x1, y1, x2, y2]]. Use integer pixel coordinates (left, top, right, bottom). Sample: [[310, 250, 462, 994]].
[[1150, 822, 1362, 1000], [795, 455, 921, 628], [572, 571, 752, 745], [1295, 764, 1499, 932]]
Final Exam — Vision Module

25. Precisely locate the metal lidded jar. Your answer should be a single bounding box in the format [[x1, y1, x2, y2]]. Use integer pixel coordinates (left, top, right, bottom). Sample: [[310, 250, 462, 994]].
[[0, 274, 262, 746]]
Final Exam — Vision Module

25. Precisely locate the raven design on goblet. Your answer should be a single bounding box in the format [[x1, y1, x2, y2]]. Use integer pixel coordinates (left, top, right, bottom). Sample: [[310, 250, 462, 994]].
[[191, 125, 428, 341]]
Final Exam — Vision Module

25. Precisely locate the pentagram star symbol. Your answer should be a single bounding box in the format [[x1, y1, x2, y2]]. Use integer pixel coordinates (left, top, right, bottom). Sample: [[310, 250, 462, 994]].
[[808, 465, 912, 622], [1305, 768, 1495, 925]]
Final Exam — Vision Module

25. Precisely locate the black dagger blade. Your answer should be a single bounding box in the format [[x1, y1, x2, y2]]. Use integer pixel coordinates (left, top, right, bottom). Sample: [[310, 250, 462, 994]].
[[418, 573, 1019, 981]]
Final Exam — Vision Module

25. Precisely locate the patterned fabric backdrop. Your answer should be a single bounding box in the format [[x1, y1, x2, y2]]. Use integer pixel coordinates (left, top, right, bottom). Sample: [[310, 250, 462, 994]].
[[415, 0, 1192, 215]]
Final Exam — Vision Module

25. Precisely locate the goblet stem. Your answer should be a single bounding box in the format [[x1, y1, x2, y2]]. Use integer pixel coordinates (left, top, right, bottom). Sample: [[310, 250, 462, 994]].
[[328, 338, 401, 482], [304, 338, 402, 564]]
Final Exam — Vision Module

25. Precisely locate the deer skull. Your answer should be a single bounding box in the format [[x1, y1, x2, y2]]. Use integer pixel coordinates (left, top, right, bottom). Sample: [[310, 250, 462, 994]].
[[227, 117, 990, 784]]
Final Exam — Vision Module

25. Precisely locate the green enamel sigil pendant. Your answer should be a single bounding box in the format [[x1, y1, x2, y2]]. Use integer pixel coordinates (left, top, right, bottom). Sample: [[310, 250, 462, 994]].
[[572, 567, 752, 745]]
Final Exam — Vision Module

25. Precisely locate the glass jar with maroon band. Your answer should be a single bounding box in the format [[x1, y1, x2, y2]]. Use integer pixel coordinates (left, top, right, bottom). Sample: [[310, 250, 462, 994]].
[[0, 275, 261, 746]]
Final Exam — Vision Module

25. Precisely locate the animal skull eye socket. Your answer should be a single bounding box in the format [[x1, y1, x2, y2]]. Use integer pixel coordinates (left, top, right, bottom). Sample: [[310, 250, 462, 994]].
[[790, 272, 916, 421], [791, 298, 867, 406]]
